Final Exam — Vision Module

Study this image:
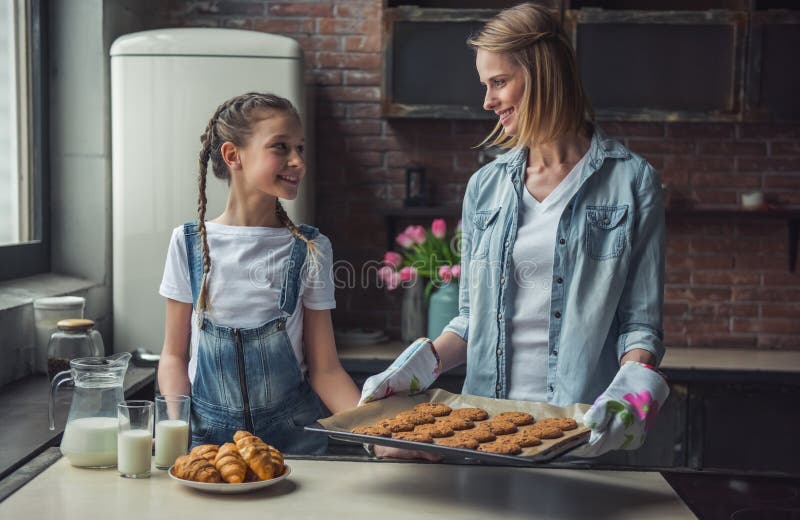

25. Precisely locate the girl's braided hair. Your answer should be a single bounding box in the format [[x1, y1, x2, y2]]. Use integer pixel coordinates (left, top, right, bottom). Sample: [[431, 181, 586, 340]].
[[195, 92, 319, 318]]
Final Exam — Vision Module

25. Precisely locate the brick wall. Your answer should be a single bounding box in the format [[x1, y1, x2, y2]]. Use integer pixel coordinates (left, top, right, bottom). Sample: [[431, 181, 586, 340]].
[[163, 1, 800, 350]]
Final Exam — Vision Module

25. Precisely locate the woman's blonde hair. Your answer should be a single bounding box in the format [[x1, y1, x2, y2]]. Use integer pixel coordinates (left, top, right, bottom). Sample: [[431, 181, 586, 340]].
[[195, 92, 319, 317], [467, 2, 594, 149]]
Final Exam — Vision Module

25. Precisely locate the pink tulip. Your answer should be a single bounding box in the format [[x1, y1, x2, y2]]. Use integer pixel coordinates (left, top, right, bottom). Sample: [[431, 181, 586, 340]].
[[383, 251, 402, 268], [378, 266, 395, 283], [395, 232, 414, 249], [399, 266, 418, 282], [431, 218, 446, 239], [450, 264, 461, 279], [408, 225, 427, 245], [386, 271, 401, 290], [438, 265, 453, 282]]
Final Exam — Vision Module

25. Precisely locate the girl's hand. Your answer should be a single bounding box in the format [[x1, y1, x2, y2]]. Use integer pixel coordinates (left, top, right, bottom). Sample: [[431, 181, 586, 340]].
[[373, 444, 443, 462]]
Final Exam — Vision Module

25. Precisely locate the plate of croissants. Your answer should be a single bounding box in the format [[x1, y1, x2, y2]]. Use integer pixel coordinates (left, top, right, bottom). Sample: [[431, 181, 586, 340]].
[[168, 430, 291, 494]]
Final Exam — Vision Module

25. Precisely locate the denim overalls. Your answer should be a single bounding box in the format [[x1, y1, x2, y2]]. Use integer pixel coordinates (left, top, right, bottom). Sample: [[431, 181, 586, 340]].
[[183, 222, 327, 454]]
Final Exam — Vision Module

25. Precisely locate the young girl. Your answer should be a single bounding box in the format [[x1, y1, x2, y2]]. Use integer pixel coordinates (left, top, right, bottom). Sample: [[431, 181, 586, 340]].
[[158, 92, 360, 454]]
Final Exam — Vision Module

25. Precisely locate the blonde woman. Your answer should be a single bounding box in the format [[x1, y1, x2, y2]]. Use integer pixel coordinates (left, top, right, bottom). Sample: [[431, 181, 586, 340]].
[[362, 3, 668, 458]]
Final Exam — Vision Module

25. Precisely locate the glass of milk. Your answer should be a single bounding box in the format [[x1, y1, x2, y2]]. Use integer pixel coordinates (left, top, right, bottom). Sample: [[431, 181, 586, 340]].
[[117, 400, 154, 478], [154, 395, 190, 470]]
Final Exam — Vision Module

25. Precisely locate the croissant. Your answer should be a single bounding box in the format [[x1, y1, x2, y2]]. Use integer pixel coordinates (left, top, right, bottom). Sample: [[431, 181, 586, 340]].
[[267, 444, 285, 476], [233, 430, 274, 480], [214, 443, 247, 483], [173, 454, 223, 483], [190, 444, 219, 462]]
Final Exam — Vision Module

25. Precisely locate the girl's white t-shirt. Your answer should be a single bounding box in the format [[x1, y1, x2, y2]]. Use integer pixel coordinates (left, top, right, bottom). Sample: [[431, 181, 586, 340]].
[[159, 222, 336, 382], [508, 153, 586, 402]]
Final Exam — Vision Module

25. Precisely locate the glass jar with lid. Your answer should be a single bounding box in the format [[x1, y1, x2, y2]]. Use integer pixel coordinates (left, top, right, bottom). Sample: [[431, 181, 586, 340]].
[[46, 319, 105, 380]]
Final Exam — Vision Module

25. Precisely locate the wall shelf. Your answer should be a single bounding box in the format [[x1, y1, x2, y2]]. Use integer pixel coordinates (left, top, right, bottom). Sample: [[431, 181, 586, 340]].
[[666, 208, 800, 272]]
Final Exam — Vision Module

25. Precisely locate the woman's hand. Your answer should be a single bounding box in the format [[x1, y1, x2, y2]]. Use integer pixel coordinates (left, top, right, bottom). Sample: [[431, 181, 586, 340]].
[[572, 360, 670, 458], [359, 338, 441, 405]]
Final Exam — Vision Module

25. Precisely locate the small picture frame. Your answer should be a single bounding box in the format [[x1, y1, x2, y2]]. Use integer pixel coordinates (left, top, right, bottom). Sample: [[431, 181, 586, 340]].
[[404, 167, 428, 207]]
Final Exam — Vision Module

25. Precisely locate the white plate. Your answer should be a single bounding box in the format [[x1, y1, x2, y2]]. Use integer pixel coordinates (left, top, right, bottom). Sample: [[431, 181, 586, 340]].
[[168, 464, 291, 494]]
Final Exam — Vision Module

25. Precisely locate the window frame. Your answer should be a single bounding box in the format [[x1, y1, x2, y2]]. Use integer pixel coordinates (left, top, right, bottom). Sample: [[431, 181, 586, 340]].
[[0, 0, 49, 282]]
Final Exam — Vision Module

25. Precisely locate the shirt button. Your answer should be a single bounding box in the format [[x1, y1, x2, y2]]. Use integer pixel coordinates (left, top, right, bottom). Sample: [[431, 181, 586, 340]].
[[496, 384, 502, 391], [500, 277, 505, 284], [554, 311, 561, 318], [497, 313, 502, 320], [559, 238, 566, 245], [548, 384, 554, 392], [505, 240, 510, 247], [496, 348, 502, 356], [603, 218, 610, 225], [556, 277, 563, 284], [552, 350, 558, 357]]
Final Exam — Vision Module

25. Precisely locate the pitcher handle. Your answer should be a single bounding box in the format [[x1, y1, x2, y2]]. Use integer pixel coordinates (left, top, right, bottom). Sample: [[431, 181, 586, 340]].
[[49, 370, 73, 431]]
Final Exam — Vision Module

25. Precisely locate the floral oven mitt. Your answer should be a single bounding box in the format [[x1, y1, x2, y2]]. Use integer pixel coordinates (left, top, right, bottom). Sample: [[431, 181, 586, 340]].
[[358, 338, 441, 406], [572, 360, 670, 458]]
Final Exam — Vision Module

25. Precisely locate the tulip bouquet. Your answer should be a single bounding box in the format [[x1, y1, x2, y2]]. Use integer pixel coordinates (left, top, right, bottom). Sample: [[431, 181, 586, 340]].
[[378, 218, 461, 299]]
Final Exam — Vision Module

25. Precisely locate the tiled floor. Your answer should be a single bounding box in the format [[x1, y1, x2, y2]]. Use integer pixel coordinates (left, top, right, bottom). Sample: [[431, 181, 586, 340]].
[[663, 472, 800, 520]]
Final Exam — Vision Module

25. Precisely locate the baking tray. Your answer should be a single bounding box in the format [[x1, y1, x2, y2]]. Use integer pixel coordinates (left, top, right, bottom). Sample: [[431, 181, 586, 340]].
[[306, 389, 591, 466]]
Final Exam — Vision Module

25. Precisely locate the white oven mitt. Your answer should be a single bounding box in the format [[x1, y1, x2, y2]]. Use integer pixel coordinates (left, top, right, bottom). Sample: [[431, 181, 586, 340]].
[[358, 338, 441, 405], [571, 361, 670, 458]]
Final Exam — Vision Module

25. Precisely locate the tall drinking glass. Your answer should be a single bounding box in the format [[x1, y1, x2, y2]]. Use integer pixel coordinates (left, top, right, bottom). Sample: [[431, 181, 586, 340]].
[[154, 395, 190, 470], [117, 400, 153, 478]]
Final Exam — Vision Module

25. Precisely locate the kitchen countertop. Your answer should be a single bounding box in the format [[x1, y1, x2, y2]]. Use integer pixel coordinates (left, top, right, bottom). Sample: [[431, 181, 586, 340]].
[[0, 449, 696, 519], [0, 366, 155, 480], [339, 342, 800, 384]]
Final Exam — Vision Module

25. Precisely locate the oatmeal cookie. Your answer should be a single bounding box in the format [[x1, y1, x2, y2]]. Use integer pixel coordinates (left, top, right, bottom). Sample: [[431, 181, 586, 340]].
[[376, 417, 416, 433], [484, 419, 518, 435], [529, 425, 563, 439], [414, 422, 454, 438], [536, 417, 578, 431], [495, 411, 535, 426], [391, 431, 433, 443], [458, 427, 496, 443], [394, 411, 436, 425], [351, 425, 391, 437], [477, 440, 522, 455], [436, 416, 474, 431], [451, 407, 489, 422], [413, 402, 452, 417], [508, 429, 543, 447], [435, 435, 479, 449]]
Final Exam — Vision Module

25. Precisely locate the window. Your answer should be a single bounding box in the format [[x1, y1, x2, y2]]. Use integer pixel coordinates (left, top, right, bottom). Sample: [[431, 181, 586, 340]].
[[0, 0, 48, 281]]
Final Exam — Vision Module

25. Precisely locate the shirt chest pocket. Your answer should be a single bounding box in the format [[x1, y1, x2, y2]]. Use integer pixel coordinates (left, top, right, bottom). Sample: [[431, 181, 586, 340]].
[[585, 205, 628, 261], [470, 206, 502, 259]]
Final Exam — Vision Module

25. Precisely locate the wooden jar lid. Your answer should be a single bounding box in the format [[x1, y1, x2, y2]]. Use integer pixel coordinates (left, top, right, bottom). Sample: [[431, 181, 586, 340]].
[[56, 318, 95, 330]]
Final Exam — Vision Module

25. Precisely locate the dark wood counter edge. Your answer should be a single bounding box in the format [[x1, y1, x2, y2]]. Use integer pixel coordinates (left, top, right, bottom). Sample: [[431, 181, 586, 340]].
[[0, 448, 62, 503], [0, 366, 155, 483]]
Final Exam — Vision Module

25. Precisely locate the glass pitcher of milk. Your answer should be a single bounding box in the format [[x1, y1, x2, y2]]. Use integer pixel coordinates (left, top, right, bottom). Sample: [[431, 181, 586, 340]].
[[49, 352, 131, 468]]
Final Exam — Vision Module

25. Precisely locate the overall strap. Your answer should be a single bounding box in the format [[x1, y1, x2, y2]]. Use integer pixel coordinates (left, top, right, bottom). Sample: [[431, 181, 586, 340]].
[[182, 222, 203, 309], [278, 224, 320, 316]]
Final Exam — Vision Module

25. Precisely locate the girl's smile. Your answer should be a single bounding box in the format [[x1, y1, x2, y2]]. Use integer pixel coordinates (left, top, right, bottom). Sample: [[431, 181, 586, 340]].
[[237, 112, 306, 200]]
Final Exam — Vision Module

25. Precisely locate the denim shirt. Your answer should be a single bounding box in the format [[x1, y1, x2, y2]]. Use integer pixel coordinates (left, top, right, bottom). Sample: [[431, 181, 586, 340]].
[[443, 125, 665, 407]]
